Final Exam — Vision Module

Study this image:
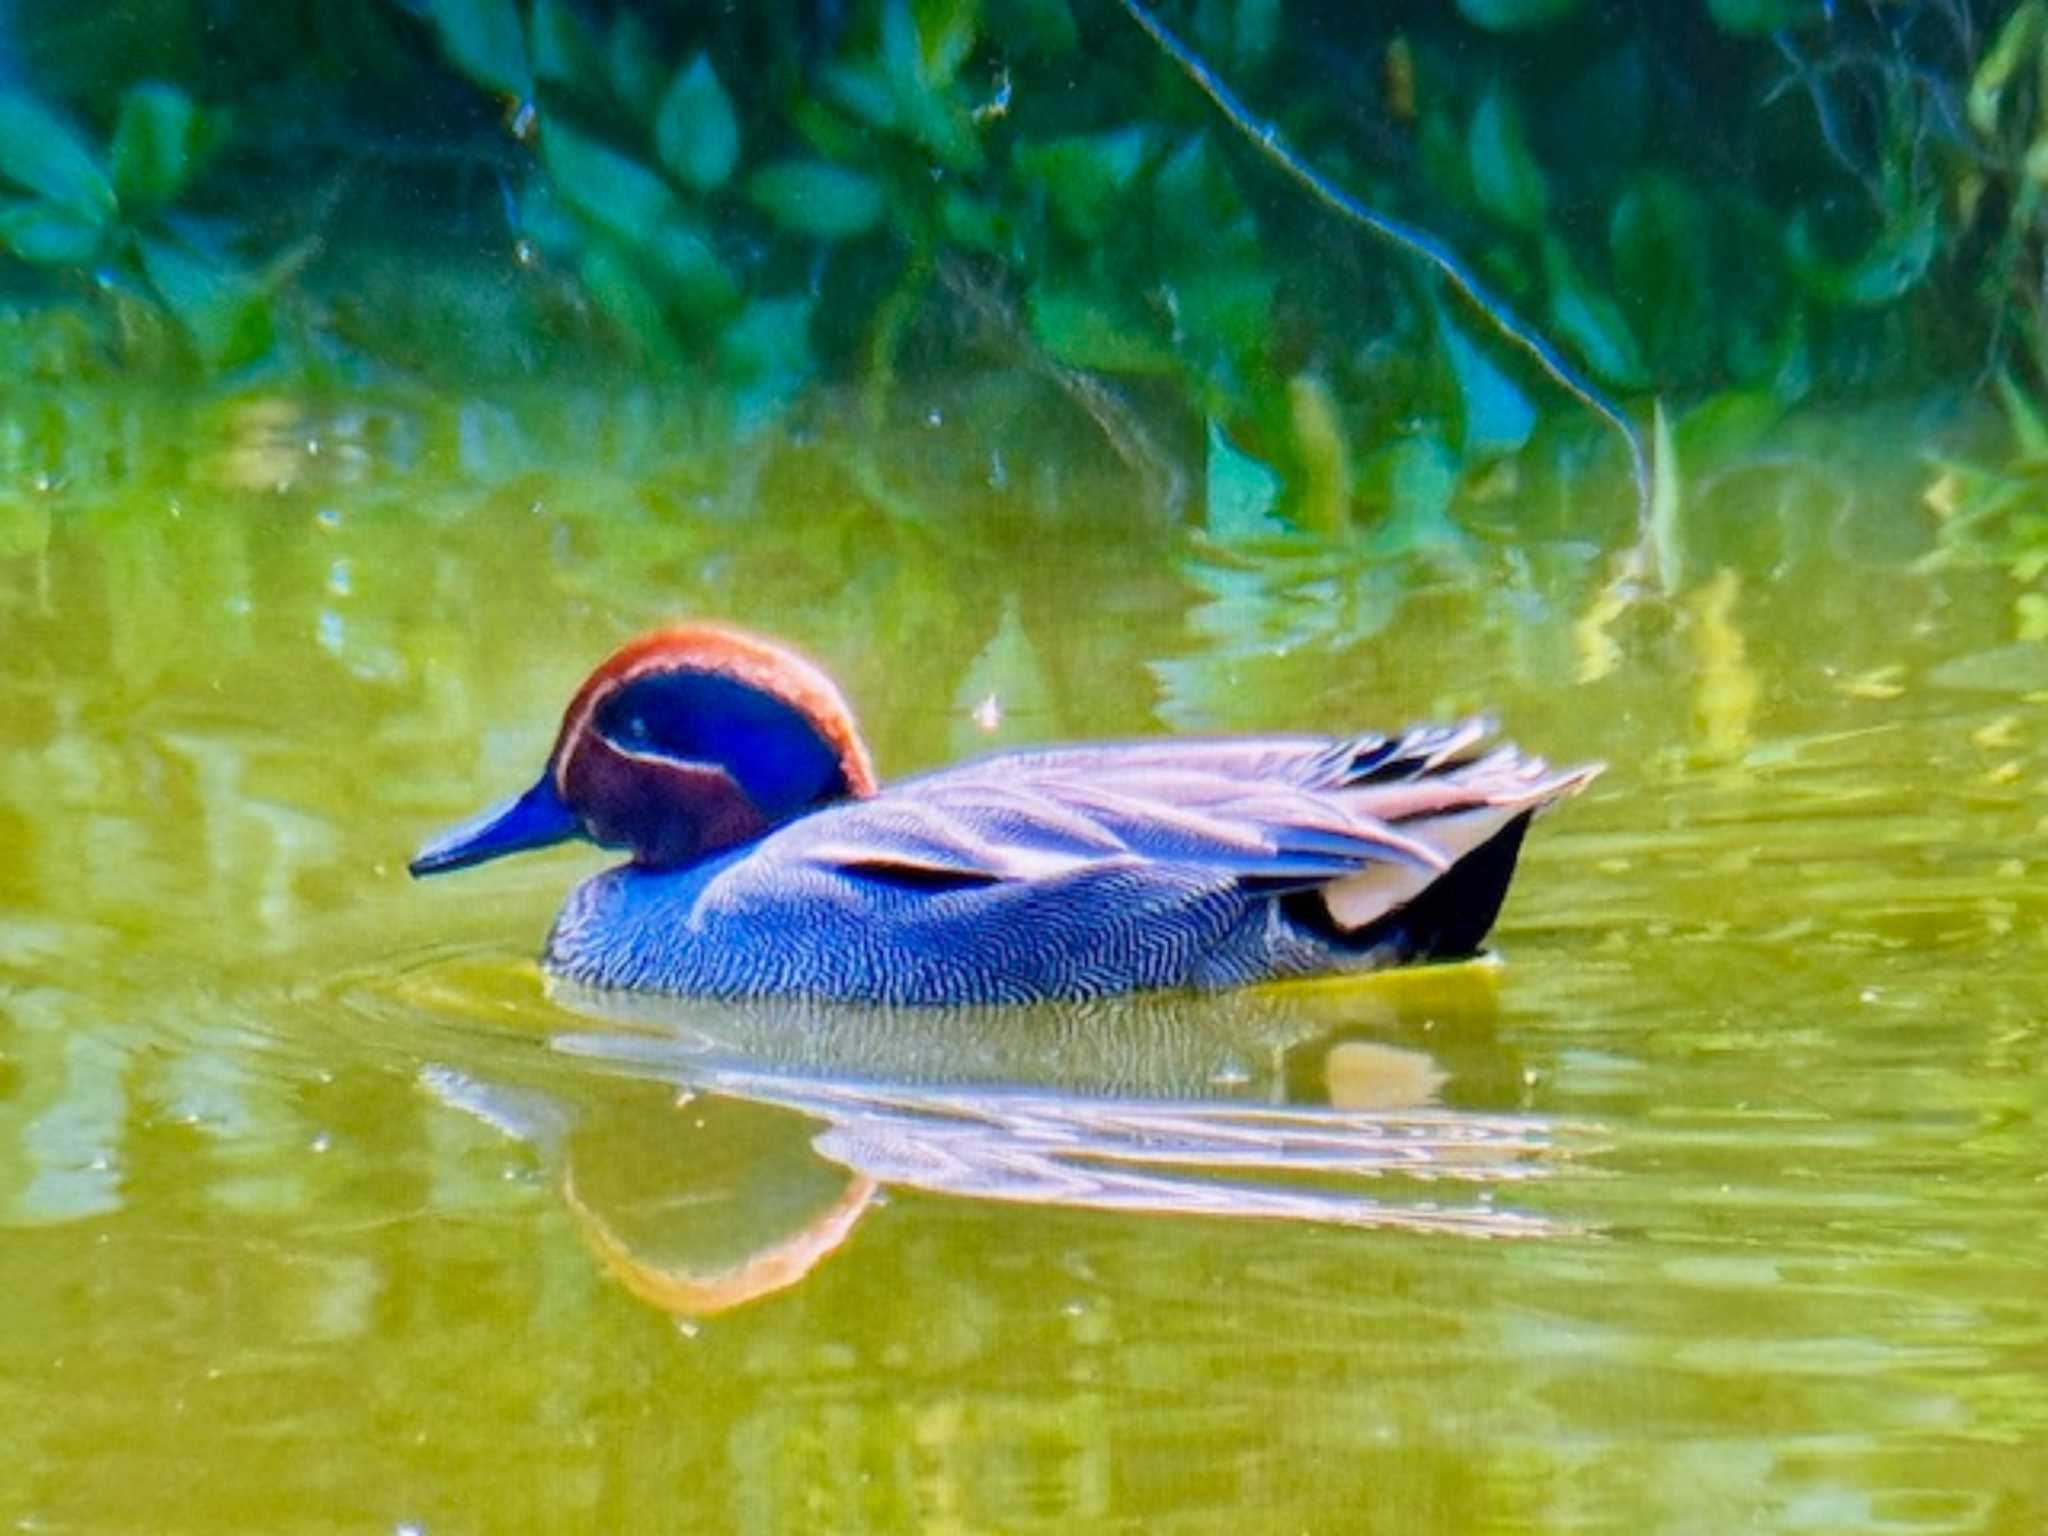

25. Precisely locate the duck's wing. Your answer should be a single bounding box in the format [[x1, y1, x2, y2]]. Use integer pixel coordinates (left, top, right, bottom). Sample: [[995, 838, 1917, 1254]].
[[784, 725, 1598, 929]]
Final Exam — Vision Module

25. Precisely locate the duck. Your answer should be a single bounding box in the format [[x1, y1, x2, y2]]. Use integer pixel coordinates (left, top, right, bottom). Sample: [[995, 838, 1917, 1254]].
[[410, 623, 1598, 1006]]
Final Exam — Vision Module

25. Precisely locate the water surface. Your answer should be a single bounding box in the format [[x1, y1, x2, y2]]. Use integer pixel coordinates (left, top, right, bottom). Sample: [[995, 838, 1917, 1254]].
[[1, 388, 2043, 1532]]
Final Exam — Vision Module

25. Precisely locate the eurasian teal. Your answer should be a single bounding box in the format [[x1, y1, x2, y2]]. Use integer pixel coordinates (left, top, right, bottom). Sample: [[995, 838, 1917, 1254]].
[[411, 624, 1597, 1005]]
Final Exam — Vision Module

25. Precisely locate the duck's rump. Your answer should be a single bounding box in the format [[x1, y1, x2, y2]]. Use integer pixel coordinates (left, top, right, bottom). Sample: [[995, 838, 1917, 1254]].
[[544, 726, 1597, 1005]]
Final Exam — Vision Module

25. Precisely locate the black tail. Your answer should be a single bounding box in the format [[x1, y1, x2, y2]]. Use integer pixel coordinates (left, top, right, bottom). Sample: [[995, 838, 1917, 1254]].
[[1282, 813, 1532, 964]]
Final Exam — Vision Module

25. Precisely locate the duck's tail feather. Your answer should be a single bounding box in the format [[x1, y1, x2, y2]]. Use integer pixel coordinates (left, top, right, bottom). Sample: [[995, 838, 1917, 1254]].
[[1309, 744, 1600, 955]]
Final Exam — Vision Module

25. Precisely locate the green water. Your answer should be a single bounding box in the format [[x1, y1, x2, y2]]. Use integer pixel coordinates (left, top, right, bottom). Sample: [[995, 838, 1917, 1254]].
[[2, 388, 2044, 1533]]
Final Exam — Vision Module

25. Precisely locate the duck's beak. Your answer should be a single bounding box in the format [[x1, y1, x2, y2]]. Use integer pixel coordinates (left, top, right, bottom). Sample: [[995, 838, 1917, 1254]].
[[409, 774, 582, 877]]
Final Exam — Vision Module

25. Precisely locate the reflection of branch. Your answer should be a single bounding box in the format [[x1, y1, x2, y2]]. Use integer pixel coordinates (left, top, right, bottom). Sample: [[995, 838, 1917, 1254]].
[[561, 1168, 879, 1317], [1112, 0, 1650, 523]]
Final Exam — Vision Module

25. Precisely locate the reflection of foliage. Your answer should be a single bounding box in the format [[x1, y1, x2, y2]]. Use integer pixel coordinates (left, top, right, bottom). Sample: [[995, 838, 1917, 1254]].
[[1924, 374, 2048, 639], [0, 1, 2027, 535]]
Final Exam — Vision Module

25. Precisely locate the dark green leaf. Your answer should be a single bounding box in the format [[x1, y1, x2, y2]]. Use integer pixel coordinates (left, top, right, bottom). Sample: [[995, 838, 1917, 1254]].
[[1609, 171, 1712, 373], [428, 0, 530, 98], [110, 83, 199, 212], [0, 92, 115, 226], [747, 161, 883, 240], [1234, 0, 1281, 68], [881, 0, 985, 171], [1673, 390, 1781, 466], [1541, 236, 1646, 388], [1026, 284, 1176, 373], [989, 0, 1077, 54], [608, 12, 664, 122], [1787, 199, 1938, 309], [1015, 128, 1152, 242], [940, 191, 1005, 252], [1205, 419, 1286, 540], [541, 119, 676, 248], [642, 217, 738, 320], [1173, 265, 1276, 364], [1456, 0, 1584, 31], [531, 0, 604, 94], [913, 0, 980, 89], [1469, 82, 1547, 232], [819, 61, 899, 132], [0, 198, 103, 264], [578, 238, 676, 361], [655, 55, 740, 194], [1705, 0, 1820, 36]]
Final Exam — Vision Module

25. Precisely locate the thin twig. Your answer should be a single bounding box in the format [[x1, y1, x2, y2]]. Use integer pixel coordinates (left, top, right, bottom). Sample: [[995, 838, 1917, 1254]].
[[1110, 0, 1651, 523]]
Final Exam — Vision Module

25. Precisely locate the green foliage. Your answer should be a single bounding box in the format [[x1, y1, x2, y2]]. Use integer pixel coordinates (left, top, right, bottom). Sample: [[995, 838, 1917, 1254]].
[[427, 0, 531, 98], [0, 93, 116, 225], [0, 0, 2023, 543], [0, 81, 258, 369], [655, 55, 739, 193], [747, 162, 885, 240]]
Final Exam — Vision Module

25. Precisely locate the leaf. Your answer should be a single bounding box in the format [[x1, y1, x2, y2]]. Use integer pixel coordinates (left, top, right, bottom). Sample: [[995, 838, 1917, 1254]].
[[608, 11, 664, 122], [1787, 199, 1938, 309], [1026, 283, 1176, 373], [428, 0, 530, 98], [110, 83, 199, 212], [1431, 294, 1536, 457], [1705, 0, 1821, 36], [718, 295, 815, 382], [1673, 390, 1781, 466], [138, 235, 274, 369], [1541, 235, 1646, 388], [1205, 418, 1286, 540], [541, 119, 677, 248], [1234, 0, 1281, 67], [991, 0, 1077, 54], [881, 0, 984, 170], [656, 54, 739, 193], [531, 0, 604, 94], [746, 161, 883, 240], [819, 61, 900, 131], [1456, 0, 1584, 31], [1015, 127, 1152, 242], [0, 198, 103, 264], [1996, 371, 2048, 458], [578, 237, 676, 362], [940, 190, 1005, 251], [912, 0, 980, 89], [1610, 171, 1712, 373], [1469, 82, 1547, 232], [0, 92, 115, 226], [642, 217, 738, 320], [1970, 2, 2045, 136]]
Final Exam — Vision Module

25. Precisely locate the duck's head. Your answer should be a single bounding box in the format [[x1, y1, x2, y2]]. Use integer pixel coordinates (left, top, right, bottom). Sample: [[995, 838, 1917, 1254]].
[[410, 624, 875, 877]]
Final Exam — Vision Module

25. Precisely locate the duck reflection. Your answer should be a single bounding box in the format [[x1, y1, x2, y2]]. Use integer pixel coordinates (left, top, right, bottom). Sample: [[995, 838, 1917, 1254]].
[[422, 963, 1578, 1317]]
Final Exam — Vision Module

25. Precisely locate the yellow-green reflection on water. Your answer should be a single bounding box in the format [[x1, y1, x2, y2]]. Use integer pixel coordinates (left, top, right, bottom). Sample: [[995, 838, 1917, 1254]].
[[1, 387, 2044, 1532]]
